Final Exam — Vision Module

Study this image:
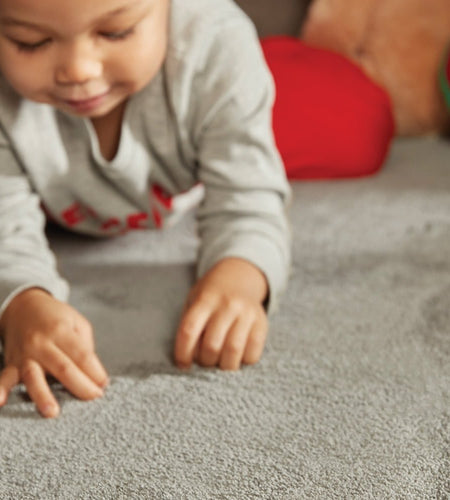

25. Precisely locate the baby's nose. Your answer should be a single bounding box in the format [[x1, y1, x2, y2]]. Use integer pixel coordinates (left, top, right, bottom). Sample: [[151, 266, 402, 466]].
[[55, 42, 103, 85]]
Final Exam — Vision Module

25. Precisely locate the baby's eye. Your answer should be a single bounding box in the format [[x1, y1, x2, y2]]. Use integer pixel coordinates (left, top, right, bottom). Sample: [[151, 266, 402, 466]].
[[100, 27, 135, 41], [13, 38, 51, 52]]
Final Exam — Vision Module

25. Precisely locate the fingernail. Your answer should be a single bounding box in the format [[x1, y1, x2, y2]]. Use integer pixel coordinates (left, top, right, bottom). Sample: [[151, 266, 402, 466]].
[[42, 404, 59, 418], [95, 388, 104, 397], [101, 377, 110, 388], [0, 388, 5, 405]]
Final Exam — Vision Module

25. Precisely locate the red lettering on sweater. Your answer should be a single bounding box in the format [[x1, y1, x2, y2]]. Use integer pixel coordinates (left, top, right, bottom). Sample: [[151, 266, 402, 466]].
[[101, 218, 121, 231], [127, 212, 149, 230], [61, 204, 159, 232], [152, 184, 173, 210], [151, 207, 163, 229], [61, 203, 86, 227]]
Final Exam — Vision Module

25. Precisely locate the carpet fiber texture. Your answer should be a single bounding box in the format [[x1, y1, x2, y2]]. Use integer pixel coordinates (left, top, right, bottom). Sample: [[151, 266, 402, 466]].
[[1, 137, 449, 499]]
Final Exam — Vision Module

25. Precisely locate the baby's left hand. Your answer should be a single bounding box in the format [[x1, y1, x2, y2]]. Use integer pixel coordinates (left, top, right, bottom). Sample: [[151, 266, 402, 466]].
[[174, 258, 268, 371]]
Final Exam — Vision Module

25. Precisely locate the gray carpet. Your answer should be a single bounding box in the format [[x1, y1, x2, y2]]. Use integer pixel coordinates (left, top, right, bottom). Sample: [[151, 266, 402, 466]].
[[1, 137, 449, 499]]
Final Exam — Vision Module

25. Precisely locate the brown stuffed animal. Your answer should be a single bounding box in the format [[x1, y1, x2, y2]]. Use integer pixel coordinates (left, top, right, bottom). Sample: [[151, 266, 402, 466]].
[[301, 0, 450, 136]]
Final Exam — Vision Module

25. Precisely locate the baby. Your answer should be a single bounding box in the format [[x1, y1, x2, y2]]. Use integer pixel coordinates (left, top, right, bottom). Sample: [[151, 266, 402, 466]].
[[0, 0, 290, 417]]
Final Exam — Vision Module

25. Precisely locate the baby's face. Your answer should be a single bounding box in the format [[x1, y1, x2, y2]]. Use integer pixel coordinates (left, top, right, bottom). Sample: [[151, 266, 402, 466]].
[[0, 0, 169, 118]]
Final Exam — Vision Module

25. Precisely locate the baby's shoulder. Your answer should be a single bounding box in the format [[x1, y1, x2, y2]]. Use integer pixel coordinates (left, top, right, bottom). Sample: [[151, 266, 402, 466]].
[[169, 0, 256, 57], [171, 0, 247, 25]]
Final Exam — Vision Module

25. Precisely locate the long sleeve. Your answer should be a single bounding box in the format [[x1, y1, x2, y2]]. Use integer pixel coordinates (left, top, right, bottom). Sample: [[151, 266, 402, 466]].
[[0, 127, 69, 321], [191, 13, 291, 313]]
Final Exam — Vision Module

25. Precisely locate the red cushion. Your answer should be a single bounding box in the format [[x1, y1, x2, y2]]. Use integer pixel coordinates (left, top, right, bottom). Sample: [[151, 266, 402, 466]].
[[261, 37, 395, 180]]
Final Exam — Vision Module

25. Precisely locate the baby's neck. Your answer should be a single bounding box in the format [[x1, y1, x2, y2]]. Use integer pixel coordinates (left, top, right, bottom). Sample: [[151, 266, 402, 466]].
[[90, 101, 127, 162]]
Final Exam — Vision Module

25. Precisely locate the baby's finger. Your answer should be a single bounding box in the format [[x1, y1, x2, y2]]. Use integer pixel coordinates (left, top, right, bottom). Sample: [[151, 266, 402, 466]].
[[197, 311, 235, 367], [55, 334, 109, 388], [219, 316, 253, 371], [242, 316, 268, 366], [40, 343, 104, 401], [0, 365, 20, 407], [175, 299, 214, 369], [21, 360, 59, 418], [193, 339, 201, 363]]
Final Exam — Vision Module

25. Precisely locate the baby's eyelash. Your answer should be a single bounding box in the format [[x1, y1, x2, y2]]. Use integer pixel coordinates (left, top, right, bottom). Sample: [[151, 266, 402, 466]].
[[14, 39, 50, 53], [100, 27, 135, 41], [10, 26, 135, 53]]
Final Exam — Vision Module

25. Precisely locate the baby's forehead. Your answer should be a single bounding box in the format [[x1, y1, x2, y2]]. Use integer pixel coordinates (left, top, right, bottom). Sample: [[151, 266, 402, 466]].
[[0, 0, 155, 22]]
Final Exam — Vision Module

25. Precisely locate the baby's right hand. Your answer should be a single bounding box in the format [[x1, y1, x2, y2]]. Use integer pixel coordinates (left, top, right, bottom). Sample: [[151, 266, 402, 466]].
[[0, 289, 108, 418]]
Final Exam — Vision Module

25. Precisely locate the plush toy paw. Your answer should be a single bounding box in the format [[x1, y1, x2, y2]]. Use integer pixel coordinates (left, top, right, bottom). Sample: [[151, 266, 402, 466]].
[[301, 0, 450, 136]]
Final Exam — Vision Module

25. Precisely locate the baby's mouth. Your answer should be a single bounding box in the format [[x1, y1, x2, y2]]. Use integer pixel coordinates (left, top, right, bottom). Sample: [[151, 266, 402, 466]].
[[61, 90, 111, 113]]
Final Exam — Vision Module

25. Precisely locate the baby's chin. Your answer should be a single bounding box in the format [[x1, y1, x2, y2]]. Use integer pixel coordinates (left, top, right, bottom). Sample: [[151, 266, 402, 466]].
[[54, 95, 121, 119]]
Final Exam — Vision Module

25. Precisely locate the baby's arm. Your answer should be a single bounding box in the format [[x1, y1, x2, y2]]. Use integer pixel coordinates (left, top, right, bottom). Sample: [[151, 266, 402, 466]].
[[0, 135, 107, 417], [173, 12, 291, 370], [175, 258, 268, 370]]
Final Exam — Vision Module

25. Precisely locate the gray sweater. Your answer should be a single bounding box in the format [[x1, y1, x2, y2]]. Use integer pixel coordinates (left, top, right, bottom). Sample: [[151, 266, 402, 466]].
[[0, 0, 291, 319]]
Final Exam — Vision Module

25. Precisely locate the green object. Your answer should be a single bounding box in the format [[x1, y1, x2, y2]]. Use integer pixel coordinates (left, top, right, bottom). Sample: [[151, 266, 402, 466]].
[[439, 45, 450, 110]]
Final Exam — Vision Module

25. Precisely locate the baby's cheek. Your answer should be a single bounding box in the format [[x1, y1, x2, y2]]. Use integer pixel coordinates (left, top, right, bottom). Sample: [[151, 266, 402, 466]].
[[0, 52, 49, 102], [1, 65, 34, 99]]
